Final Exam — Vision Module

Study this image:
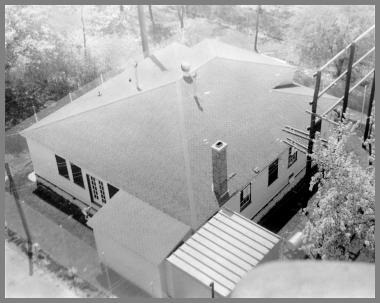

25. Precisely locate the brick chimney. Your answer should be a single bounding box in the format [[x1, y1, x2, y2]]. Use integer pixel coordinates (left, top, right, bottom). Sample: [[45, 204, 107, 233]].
[[211, 140, 228, 202]]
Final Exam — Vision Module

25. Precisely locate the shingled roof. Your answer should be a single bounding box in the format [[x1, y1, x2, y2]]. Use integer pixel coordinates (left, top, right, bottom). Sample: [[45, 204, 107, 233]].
[[22, 39, 338, 230]]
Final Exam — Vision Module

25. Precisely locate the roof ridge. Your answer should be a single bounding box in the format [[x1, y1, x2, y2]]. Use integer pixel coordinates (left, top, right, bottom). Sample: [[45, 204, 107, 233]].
[[201, 39, 292, 66], [22, 41, 294, 136], [21, 56, 219, 136], [271, 83, 338, 100], [214, 56, 295, 69]]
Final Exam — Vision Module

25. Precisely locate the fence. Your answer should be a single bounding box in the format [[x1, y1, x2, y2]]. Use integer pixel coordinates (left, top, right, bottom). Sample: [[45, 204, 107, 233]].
[[5, 66, 126, 134]]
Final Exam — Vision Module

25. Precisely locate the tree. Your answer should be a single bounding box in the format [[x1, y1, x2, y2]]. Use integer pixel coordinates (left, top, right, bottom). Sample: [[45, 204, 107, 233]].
[[301, 122, 375, 262], [259, 5, 294, 41], [148, 5, 155, 29], [253, 5, 261, 52], [176, 5, 185, 29], [80, 6, 87, 61], [290, 5, 375, 77], [137, 5, 149, 57], [5, 5, 120, 129]]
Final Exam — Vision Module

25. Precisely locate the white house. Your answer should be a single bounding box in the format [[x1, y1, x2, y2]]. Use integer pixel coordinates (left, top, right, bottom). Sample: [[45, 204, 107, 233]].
[[21, 39, 337, 227], [21, 39, 338, 297]]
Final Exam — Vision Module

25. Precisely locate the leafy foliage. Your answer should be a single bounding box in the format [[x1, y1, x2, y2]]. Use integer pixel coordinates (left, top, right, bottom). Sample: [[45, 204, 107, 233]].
[[5, 5, 374, 131], [301, 122, 375, 262], [290, 5, 375, 76], [5, 5, 140, 129]]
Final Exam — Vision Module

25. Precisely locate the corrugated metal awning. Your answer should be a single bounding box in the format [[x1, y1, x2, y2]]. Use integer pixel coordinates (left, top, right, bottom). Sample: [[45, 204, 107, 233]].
[[166, 208, 281, 297]]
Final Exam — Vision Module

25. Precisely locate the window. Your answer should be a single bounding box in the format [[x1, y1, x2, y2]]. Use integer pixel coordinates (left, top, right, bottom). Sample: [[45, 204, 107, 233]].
[[107, 183, 119, 199], [55, 155, 69, 179], [70, 163, 84, 188], [90, 176, 99, 201], [98, 180, 107, 204], [240, 183, 251, 212], [86, 174, 110, 205], [288, 147, 298, 168], [268, 159, 279, 186]]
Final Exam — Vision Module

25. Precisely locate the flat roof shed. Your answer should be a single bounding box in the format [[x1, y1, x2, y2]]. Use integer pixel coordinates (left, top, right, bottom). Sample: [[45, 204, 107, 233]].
[[166, 208, 282, 297]]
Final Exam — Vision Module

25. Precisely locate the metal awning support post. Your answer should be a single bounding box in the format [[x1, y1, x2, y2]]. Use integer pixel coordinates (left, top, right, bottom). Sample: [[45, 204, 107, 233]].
[[342, 43, 356, 120], [363, 72, 375, 143], [210, 282, 215, 298], [306, 71, 322, 176]]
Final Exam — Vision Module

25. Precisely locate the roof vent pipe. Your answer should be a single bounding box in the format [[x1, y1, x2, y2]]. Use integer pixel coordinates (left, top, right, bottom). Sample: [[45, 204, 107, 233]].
[[181, 62, 198, 98], [134, 61, 142, 91]]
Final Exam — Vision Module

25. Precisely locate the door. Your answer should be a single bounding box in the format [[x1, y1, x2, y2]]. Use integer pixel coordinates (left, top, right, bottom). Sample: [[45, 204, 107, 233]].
[[87, 174, 107, 205]]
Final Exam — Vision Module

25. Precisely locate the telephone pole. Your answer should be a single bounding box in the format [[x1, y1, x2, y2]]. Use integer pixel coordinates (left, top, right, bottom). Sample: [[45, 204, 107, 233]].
[[5, 163, 34, 276]]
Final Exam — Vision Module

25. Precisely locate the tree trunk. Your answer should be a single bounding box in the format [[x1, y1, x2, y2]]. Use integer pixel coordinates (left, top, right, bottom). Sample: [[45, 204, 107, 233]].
[[254, 5, 261, 53], [80, 6, 87, 61], [148, 5, 155, 28], [119, 5, 124, 12], [177, 5, 185, 29], [137, 5, 149, 58], [334, 58, 345, 77]]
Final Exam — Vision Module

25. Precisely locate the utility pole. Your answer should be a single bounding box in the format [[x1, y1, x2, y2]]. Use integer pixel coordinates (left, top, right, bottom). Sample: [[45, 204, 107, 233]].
[[341, 43, 356, 120], [306, 71, 322, 177], [360, 84, 368, 124], [137, 5, 150, 58], [363, 72, 375, 145], [5, 163, 33, 276]]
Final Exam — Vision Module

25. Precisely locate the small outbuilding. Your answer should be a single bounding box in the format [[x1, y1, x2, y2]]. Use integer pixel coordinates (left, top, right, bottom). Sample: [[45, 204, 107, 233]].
[[87, 190, 192, 298]]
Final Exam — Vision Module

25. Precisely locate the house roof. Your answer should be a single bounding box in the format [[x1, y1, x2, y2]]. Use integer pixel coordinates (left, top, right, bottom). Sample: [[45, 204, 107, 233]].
[[87, 190, 191, 264], [166, 208, 281, 297], [23, 39, 294, 132], [22, 40, 338, 230]]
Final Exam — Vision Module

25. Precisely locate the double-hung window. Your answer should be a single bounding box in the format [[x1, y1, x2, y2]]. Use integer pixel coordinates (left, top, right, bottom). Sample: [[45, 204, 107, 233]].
[[55, 155, 69, 180], [240, 183, 251, 212], [288, 147, 297, 168], [268, 159, 279, 186], [70, 163, 85, 188]]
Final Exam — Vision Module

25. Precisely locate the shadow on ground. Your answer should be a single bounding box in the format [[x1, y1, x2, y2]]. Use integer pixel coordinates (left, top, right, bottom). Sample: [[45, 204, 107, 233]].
[[96, 265, 151, 298]]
